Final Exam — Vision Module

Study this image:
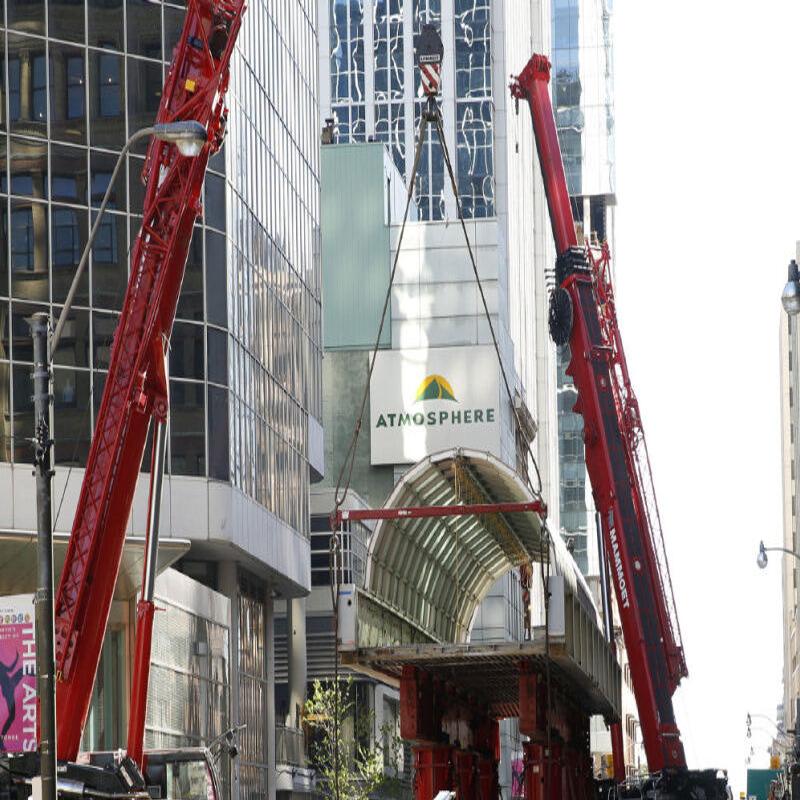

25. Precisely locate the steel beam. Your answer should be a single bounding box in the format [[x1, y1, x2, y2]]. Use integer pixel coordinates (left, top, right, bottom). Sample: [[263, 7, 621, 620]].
[[335, 500, 545, 525]]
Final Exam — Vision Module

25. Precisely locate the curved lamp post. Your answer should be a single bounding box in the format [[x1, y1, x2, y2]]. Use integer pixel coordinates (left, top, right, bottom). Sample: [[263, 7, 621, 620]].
[[782, 259, 800, 316], [757, 540, 800, 570], [50, 120, 207, 355]]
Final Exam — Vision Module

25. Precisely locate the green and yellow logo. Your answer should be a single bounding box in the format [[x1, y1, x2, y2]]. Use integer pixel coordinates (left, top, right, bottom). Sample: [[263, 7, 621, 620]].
[[414, 374, 457, 403]]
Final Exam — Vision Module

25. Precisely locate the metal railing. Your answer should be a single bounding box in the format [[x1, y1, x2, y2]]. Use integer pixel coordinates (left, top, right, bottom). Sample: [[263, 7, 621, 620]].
[[275, 725, 306, 767]]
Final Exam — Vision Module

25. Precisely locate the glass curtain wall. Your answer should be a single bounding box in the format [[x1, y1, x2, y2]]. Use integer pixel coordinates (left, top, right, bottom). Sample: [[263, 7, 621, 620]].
[[226, 0, 323, 535], [0, 0, 225, 480], [0, 0, 324, 539], [326, 0, 495, 221]]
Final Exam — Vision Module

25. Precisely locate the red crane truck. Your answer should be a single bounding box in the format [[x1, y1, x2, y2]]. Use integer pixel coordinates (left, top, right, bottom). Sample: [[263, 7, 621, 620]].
[[511, 54, 728, 799]]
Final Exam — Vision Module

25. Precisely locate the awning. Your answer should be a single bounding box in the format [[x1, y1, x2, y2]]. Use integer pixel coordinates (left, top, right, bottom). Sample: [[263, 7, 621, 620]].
[[364, 448, 548, 643], [0, 531, 191, 600]]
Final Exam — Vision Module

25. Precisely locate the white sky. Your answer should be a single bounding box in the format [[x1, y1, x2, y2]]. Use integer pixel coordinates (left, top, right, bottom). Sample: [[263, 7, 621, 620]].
[[611, 0, 800, 793]]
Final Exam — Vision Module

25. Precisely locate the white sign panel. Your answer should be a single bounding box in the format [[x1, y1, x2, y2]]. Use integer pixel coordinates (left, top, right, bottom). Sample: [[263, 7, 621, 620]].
[[370, 345, 501, 465]]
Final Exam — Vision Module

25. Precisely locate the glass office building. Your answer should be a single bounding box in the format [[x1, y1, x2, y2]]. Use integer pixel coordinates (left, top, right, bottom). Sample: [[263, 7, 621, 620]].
[[0, 0, 322, 536], [0, 0, 322, 797], [323, 0, 494, 220]]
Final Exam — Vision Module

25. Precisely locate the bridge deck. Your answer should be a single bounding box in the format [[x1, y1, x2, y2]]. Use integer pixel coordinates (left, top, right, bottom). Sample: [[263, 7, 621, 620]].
[[341, 634, 620, 721]]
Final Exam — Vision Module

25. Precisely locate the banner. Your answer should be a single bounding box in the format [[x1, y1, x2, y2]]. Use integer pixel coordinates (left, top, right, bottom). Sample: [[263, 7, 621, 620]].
[[0, 595, 36, 753], [370, 345, 501, 465]]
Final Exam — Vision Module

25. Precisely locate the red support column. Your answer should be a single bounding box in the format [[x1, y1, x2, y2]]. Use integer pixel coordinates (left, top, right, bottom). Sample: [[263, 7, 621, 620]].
[[414, 746, 454, 800], [454, 750, 477, 799], [523, 741, 545, 800], [477, 755, 499, 799]]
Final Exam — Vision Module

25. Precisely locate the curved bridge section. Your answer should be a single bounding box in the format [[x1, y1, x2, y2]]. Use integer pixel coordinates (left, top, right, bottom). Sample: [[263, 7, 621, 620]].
[[364, 449, 546, 643], [338, 448, 621, 724]]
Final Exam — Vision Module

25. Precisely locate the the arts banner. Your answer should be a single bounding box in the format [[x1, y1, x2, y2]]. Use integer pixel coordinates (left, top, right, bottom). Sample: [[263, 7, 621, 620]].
[[0, 594, 36, 753]]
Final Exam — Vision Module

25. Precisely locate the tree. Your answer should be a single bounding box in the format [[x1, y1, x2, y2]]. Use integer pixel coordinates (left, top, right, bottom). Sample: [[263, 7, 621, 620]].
[[304, 678, 407, 800]]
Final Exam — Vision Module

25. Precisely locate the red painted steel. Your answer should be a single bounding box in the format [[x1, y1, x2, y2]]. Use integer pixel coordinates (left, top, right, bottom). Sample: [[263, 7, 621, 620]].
[[414, 746, 454, 799], [510, 55, 577, 256], [454, 751, 477, 799], [511, 53, 688, 772], [53, 0, 246, 760], [126, 600, 156, 765], [336, 500, 545, 524]]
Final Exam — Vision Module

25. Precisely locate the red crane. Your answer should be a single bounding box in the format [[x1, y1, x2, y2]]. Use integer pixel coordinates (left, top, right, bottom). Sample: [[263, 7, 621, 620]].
[[52, 0, 245, 764], [512, 54, 726, 796]]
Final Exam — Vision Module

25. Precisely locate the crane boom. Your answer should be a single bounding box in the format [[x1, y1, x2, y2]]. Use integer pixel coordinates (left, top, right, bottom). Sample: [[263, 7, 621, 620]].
[[53, 0, 245, 760], [511, 54, 688, 773]]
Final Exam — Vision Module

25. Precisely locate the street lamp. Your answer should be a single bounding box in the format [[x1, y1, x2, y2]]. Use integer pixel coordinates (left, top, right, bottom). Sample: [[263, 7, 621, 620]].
[[50, 120, 207, 354], [781, 259, 800, 316], [757, 540, 800, 569], [30, 119, 205, 800]]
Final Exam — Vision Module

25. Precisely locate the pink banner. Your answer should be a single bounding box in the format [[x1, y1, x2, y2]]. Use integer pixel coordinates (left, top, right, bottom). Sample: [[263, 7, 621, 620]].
[[0, 595, 36, 753]]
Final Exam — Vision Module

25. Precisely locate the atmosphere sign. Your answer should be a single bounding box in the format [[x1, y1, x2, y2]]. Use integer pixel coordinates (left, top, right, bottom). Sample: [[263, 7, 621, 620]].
[[0, 594, 36, 753], [370, 345, 501, 465]]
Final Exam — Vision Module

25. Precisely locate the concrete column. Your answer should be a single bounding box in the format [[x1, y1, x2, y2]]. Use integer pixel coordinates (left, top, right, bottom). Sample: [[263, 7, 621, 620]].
[[218, 562, 241, 800], [286, 597, 307, 728], [265, 592, 276, 800]]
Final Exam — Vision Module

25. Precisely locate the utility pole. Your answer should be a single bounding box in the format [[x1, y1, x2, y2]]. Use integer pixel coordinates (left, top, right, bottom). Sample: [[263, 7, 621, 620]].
[[30, 312, 57, 800]]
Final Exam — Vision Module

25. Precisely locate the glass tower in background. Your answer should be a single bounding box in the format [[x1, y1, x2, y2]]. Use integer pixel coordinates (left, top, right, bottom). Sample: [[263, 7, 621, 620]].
[[553, 0, 615, 574], [324, 0, 494, 220]]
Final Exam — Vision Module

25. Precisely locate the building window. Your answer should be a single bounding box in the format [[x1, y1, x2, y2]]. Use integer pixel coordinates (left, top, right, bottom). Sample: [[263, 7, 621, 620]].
[[32, 55, 47, 122], [10, 208, 34, 271], [53, 208, 80, 266], [67, 56, 85, 119], [8, 59, 21, 121], [98, 53, 121, 117]]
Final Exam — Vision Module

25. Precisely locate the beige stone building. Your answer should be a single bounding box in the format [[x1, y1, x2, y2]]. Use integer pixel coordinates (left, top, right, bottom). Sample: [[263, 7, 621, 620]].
[[779, 241, 800, 741]]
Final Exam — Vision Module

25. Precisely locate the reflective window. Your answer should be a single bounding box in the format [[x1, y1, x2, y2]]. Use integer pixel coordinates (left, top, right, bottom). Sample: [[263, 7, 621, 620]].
[[177, 226, 204, 321], [456, 100, 494, 217], [170, 379, 205, 476], [51, 308, 90, 368], [8, 36, 48, 137], [127, 58, 162, 155], [170, 322, 204, 381], [205, 230, 227, 327], [207, 385, 229, 480], [127, 0, 162, 59], [88, 0, 123, 49], [90, 51, 125, 149], [207, 328, 227, 386], [92, 211, 126, 309], [47, 48, 88, 145], [12, 363, 34, 462], [0, 362, 10, 462], [51, 205, 89, 305], [10, 137, 48, 199], [8, 0, 46, 36], [51, 144, 88, 204], [53, 369, 92, 467], [0, 208, 8, 298], [49, 0, 86, 44], [204, 174, 225, 231]]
